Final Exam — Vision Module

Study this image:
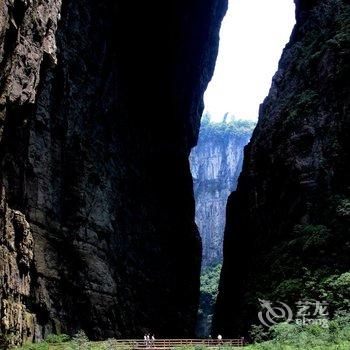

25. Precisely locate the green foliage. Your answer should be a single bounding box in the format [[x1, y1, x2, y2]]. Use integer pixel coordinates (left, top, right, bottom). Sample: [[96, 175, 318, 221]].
[[249, 325, 269, 344], [281, 0, 350, 126], [247, 315, 350, 349], [297, 90, 319, 108], [273, 279, 304, 302], [71, 331, 90, 350], [197, 264, 222, 337], [171, 347, 209, 350], [201, 264, 222, 296], [318, 272, 350, 311], [199, 113, 256, 142], [269, 268, 350, 315], [18, 337, 71, 350], [45, 334, 70, 344], [21, 342, 49, 350], [293, 0, 350, 75], [171, 347, 240, 350], [292, 224, 331, 252], [336, 199, 350, 217], [0, 333, 13, 350], [286, 90, 319, 122]]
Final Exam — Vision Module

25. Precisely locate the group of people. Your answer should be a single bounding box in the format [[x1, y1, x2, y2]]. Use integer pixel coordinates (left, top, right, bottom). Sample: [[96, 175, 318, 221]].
[[143, 334, 155, 347], [142, 333, 223, 346], [208, 334, 223, 344]]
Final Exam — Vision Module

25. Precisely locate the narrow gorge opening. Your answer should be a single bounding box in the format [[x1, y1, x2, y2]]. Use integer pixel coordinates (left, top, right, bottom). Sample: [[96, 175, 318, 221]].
[[190, 0, 296, 337]]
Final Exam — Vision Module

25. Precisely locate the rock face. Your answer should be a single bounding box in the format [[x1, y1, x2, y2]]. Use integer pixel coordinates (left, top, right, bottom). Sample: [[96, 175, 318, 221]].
[[214, 0, 350, 337], [0, 186, 36, 345], [190, 118, 255, 267], [0, 0, 228, 343]]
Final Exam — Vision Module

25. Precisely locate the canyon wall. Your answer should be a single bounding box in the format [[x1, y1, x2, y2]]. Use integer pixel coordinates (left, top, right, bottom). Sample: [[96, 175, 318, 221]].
[[0, 0, 228, 343], [190, 118, 254, 267], [214, 0, 350, 337]]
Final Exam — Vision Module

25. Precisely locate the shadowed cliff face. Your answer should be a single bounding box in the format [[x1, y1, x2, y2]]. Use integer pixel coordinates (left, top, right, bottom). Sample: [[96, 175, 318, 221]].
[[214, 0, 350, 337], [0, 0, 227, 343]]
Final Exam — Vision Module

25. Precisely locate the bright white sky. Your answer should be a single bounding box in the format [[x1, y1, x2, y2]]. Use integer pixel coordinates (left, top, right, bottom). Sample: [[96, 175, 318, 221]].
[[205, 0, 296, 122]]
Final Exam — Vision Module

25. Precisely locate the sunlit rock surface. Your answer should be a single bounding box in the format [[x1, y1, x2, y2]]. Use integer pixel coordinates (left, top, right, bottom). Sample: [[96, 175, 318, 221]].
[[190, 117, 255, 267]]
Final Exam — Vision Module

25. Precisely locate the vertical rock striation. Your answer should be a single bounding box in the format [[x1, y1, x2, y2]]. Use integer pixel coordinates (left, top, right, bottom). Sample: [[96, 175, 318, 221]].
[[214, 0, 350, 337], [190, 119, 255, 267], [0, 0, 228, 342]]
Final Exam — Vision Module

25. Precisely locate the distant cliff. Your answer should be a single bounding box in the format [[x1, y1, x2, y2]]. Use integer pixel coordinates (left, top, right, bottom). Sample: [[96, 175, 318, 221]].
[[190, 116, 255, 268], [190, 116, 255, 337]]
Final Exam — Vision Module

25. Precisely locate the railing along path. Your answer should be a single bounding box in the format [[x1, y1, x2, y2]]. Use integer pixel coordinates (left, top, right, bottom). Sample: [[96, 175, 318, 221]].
[[105, 338, 245, 349]]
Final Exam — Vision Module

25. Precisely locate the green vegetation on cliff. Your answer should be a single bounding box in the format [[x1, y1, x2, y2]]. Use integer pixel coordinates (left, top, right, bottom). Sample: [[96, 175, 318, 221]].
[[197, 264, 222, 338], [247, 314, 350, 350], [200, 113, 256, 141]]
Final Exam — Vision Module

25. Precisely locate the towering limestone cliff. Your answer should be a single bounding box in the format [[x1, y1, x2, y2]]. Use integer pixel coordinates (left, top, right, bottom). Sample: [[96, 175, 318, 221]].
[[190, 116, 255, 267], [0, 0, 228, 344], [214, 0, 350, 337]]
